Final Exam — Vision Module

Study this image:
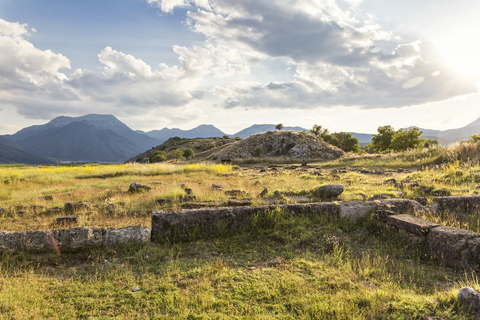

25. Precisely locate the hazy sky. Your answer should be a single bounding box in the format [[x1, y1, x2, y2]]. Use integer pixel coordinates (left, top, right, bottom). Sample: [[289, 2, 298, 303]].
[[1, 0, 479, 135]]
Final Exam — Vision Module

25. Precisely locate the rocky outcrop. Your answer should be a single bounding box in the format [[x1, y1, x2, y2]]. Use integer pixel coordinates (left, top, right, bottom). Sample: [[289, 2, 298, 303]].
[[214, 131, 343, 160]]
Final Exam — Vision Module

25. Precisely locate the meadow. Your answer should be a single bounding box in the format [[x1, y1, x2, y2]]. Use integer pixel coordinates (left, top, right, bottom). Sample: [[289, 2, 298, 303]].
[[2, 148, 480, 318]]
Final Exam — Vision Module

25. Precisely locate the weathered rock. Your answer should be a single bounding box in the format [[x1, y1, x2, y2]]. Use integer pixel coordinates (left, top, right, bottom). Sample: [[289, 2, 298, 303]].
[[184, 188, 193, 195], [40, 195, 53, 201], [368, 194, 390, 201], [64, 201, 90, 212], [432, 189, 448, 196], [184, 195, 196, 201], [228, 199, 252, 206], [56, 215, 80, 225], [426, 226, 480, 270], [458, 287, 480, 314], [433, 196, 480, 214], [184, 202, 224, 209], [316, 185, 344, 199], [131, 286, 140, 292], [0, 208, 5, 214], [340, 199, 424, 221], [416, 197, 428, 206], [225, 190, 247, 197], [375, 210, 397, 222], [129, 182, 151, 191], [214, 130, 344, 160], [387, 214, 439, 235], [104, 226, 151, 247], [151, 203, 339, 241], [422, 187, 432, 194], [16, 210, 28, 216], [212, 184, 223, 191], [259, 188, 268, 198], [383, 179, 396, 184], [408, 182, 420, 188]]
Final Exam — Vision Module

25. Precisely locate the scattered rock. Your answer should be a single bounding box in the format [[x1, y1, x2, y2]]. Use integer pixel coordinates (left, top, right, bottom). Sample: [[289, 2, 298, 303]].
[[129, 182, 152, 192], [394, 183, 404, 188], [212, 184, 223, 191], [40, 195, 53, 201], [408, 182, 420, 188], [228, 199, 252, 206], [184, 188, 193, 195], [49, 207, 63, 213], [368, 194, 390, 201], [259, 188, 268, 198], [31, 205, 44, 212], [106, 204, 115, 212], [131, 286, 140, 292], [64, 201, 91, 212], [422, 187, 432, 194], [416, 197, 428, 206], [360, 169, 372, 174], [16, 210, 27, 216], [0, 208, 5, 214], [212, 251, 218, 256], [225, 190, 247, 197], [56, 215, 80, 225], [458, 287, 480, 314], [432, 189, 448, 196], [259, 169, 267, 173], [316, 185, 344, 199], [401, 177, 411, 183], [383, 178, 396, 184], [391, 191, 405, 197], [184, 195, 196, 201]]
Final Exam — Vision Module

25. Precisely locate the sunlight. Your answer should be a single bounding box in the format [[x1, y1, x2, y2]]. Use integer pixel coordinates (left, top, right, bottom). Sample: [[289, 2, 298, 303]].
[[438, 32, 480, 78]]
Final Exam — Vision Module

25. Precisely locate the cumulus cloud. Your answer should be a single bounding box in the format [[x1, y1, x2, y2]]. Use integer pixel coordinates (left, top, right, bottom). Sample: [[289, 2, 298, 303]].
[[152, 0, 479, 110]]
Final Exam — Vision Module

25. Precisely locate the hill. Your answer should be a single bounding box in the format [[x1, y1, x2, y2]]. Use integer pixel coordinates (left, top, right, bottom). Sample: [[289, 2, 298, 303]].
[[145, 125, 226, 143], [15, 121, 141, 163], [0, 136, 54, 164], [126, 137, 236, 163], [215, 130, 344, 160], [231, 124, 308, 139]]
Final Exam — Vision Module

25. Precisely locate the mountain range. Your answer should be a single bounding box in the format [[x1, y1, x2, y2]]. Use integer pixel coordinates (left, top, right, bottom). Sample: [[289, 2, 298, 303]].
[[1, 114, 480, 164]]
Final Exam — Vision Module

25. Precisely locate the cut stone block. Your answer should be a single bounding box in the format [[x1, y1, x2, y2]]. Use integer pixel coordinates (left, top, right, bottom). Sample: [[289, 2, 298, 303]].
[[184, 202, 224, 209], [433, 196, 480, 214], [104, 226, 151, 246], [56, 215, 80, 224], [387, 214, 439, 235]]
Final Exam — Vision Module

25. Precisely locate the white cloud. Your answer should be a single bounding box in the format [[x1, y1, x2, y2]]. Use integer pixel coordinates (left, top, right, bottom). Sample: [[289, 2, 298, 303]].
[[155, 0, 479, 110]]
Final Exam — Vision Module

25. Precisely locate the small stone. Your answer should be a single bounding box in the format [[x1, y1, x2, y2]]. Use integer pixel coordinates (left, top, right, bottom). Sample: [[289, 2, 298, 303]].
[[458, 287, 480, 314], [383, 178, 396, 184], [422, 187, 432, 194], [315, 185, 344, 199], [40, 195, 53, 201], [249, 266, 256, 270], [432, 189, 448, 196], [56, 215, 80, 224], [129, 182, 152, 192], [0, 208, 5, 214], [131, 286, 140, 292], [16, 210, 27, 216], [416, 197, 428, 206], [212, 251, 218, 256], [184, 188, 193, 194], [259, 188, 268, 198], [225, 189, 247, 196], [212, 184, 223, 190]]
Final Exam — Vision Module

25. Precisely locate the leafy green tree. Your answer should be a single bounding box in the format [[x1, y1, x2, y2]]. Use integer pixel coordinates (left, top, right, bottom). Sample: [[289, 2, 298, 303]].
[[275, 124, 284, 131], [253, 146, 264, 157], [223, 135, 230, 139], [371, 125, 395, 152], [469, 134, 480, 143], [421, 138, 439, 148], [330, 132, 360, 153], [183, 149, 194, 159], [149, 150, 167, 163], [234, 136, 242, 141], [390, 128, 424, 151], [173, 149, 184, 161]]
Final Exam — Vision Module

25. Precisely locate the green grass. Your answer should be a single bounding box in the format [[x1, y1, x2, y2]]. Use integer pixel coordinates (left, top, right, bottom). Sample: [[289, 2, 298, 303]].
[[0, 211, 476, 319]]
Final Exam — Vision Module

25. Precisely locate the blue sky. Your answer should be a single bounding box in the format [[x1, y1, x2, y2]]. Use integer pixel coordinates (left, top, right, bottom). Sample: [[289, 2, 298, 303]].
[[0, 0, 479, 135]]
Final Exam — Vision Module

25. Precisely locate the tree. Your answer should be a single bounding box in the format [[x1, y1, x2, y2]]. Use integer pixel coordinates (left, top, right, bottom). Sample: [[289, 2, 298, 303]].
[[173, 149, 184, 161], [183, 149, 194, 159], [422, 138, 439, 148], [234, 136, 242, 141], [223, 135, 230, 139], [390, 128, 424, 151], [253, 146, 264, 157], [310, 125, 331, 142], [330, 132, 360, 153], [275, 124, 284, 131], [371, 125, 395, 152], [149, 150, 167, 163], [469, 134, 480, 143]]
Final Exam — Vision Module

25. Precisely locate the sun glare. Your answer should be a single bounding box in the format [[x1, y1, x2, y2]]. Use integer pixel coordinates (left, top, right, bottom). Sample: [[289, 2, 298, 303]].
[[438, 33, 480, 78]]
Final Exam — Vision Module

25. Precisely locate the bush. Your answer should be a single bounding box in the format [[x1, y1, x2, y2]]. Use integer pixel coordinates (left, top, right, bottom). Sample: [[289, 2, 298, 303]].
[[149, 150, 167, 163], [235, 137, 242, 141], [253, 146, 264, 157], [183, 149, 194, 159]]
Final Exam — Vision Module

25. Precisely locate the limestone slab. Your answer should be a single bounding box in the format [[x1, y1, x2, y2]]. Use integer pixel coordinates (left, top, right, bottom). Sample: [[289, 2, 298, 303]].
[[387, 214, 439, 235]]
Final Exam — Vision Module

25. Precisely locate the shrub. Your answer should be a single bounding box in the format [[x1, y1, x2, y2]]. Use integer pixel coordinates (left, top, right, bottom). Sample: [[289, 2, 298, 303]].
[[253, 146, 264, 157], [173, 149, 184, 160], [183, 149, 194, 159], [276, 124, 284, 131], [235, 137, 242, 141], [149, 150, 167, 163]]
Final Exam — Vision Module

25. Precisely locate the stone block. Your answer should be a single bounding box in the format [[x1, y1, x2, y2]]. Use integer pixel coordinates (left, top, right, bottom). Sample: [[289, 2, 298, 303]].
[[375, 210, 397, 222], [52, 227, 105, 252], [56, 215, 80, 225], [104, 226, 151, 246], [433, 196, 480, 214], [426, 226, 480, 270], [387, 214, 439, 235]]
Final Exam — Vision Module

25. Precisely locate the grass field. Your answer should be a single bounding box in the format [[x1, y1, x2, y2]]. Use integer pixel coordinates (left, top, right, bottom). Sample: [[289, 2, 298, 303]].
[[1, 157, 480, 318]]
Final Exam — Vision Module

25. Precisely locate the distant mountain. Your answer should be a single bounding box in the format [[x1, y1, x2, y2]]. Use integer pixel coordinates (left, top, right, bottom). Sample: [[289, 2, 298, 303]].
[[231, 124, 308, 139], [409, 117, 480, 145], [146, 125, 226, 143], [8, 114, 160, 152], [0, 136, 54, 164], [14, 121, 141, 163]]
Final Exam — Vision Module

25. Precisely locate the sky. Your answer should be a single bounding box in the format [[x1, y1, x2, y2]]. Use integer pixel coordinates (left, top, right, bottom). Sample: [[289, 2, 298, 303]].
[[0, 0, 480, 135]]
